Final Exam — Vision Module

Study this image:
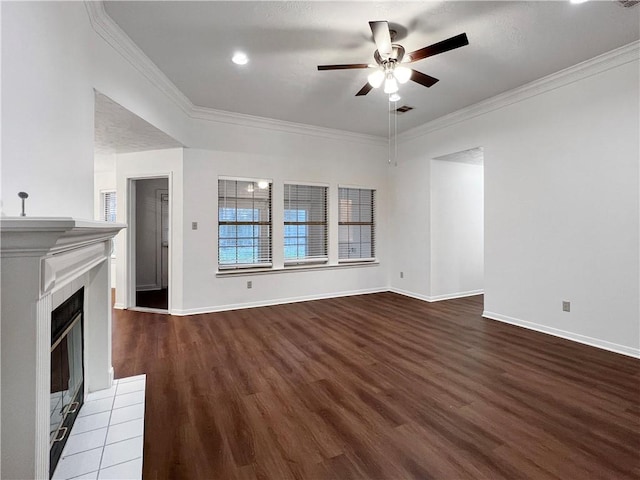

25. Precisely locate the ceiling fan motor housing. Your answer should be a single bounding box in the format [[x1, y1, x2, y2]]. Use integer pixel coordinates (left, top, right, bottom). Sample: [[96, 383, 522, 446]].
[[374, 45, 405, 65]]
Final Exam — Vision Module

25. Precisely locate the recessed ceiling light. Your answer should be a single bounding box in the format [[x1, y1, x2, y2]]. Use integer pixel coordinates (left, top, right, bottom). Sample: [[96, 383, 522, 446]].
[[570, 0, 590, 4], [232, 52, 248, 65]]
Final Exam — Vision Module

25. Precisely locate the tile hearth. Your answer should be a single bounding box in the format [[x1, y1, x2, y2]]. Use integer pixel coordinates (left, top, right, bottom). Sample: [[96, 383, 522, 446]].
[[52, 375, 146, 480]]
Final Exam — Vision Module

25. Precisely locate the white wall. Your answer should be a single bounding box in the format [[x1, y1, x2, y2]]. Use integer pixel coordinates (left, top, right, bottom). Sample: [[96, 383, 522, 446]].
[[387, 140, 433, 299], [430, 159, 484, 299], [1, 2, 94, 217], [391, 54, 640, 356], [1, 2, 190, 218], [135, 178, 168, 290], [94, 154, 117, 218], [115, 149, 183, 311], [179, 146, 389, 314], [94, 154, 118, 287]]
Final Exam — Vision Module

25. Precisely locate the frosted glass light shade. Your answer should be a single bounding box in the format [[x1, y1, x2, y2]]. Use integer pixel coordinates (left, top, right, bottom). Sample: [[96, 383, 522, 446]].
[[388, 93, 401, 102], [232, 52, 249, 65], [384, 76, 398, 94], [367, 69, 385, 88], [393, 65, 412, 84]]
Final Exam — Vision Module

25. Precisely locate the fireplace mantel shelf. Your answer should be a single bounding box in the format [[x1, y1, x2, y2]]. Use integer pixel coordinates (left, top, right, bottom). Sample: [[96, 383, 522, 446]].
[[1, 217, 127, 257]]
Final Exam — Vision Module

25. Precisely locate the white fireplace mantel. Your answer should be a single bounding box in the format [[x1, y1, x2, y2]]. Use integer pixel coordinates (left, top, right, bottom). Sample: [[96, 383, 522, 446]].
[[1, 217, 126, 479], [0, 217, 125, 256]]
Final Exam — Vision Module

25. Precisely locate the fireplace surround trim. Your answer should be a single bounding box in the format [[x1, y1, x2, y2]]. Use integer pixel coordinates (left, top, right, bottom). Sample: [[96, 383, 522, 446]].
[[1, 217, 126, 479]]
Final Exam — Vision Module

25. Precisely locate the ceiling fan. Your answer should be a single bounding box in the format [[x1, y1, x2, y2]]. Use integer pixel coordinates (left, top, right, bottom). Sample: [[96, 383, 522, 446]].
[[317, 21, 469, 99]]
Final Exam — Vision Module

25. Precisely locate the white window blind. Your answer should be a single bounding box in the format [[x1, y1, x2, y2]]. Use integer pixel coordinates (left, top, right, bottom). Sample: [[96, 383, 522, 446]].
[[101, 191, 117, 222], [338, 187, 375, 261], [218, 179, 272, 269], [284, 184, 328, 264], [101, 191, 117, 257]]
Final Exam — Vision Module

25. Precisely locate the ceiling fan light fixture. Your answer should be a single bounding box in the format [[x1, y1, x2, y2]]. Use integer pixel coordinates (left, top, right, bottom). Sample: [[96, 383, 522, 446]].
[[231, 52, 249, 65], [393, 65, 412, 84], [389, 92, 401, 102], [367, 69, 385, 88], [384, 75, 399, 94]]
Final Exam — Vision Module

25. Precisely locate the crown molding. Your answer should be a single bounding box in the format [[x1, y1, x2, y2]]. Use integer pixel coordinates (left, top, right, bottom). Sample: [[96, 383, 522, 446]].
[[84, 1, 386, 147], [190, 105, 387, 146], [398, 40, 640, 144], [84, 1, 193, 116]]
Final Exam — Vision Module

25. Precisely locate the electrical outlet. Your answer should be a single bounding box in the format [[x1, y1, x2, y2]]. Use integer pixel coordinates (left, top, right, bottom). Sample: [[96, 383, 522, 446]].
[[247, 280, 252, 289], [192, 222, 198, 230], [400, 271, 404, 279], [562, 300, 570, 312]]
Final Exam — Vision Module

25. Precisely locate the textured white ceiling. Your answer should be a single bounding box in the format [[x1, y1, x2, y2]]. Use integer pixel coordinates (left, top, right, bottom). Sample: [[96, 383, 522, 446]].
[[434, 146, 484, 165], [94, 92, 183, 154], [103, 1, 639, 138]]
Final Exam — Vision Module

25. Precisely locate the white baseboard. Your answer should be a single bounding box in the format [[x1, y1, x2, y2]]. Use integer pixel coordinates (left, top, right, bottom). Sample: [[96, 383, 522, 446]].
[[171, 287, 388, 316], [128, 306, 168, 314], [389, 288, 432, 303], [113, 303, 125, 310], [389, 287, 484, 303], [429, 289, 484, 302], [483, 311, 640, 359]]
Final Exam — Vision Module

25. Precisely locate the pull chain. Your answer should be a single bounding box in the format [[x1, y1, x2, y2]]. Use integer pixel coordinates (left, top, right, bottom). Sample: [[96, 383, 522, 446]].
[[394, 101, 398, 166], [388, 100, 398, 165], [388, 101, 392, 164]]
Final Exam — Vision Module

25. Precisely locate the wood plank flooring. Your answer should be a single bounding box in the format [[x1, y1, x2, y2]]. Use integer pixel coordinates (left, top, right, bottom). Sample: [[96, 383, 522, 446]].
[[112, 293, 640, 479]]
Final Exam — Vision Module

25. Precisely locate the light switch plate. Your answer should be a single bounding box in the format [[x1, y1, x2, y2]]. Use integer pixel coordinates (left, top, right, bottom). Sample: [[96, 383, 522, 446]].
[[192, 222, 198, 230]]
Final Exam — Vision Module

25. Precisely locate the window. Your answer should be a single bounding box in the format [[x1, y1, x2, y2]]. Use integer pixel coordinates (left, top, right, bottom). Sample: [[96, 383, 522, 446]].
[[101, 191, 117, 257], [284, 184, 328, 264], [338, 187, 375, 261], [101, 191, 117, 222], [218, 178, 272, 269]]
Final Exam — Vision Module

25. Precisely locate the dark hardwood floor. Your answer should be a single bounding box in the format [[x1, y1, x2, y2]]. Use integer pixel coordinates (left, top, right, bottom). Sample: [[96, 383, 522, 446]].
[[112, 293, 640, 479]]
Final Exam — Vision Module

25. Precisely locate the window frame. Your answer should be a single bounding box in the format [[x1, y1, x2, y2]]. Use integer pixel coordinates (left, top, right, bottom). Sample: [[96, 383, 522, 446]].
[[101, 190, 117, 223], [283, 182, 329, 266], [218, 177, 273, 270], [338, 186, 376, 263], [100, 190, 117, 258]]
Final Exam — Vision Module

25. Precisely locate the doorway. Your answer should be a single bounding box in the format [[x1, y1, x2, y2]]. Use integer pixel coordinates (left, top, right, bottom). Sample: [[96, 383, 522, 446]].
[[131, 177, 169, 311], [430, 146, 484, 300]]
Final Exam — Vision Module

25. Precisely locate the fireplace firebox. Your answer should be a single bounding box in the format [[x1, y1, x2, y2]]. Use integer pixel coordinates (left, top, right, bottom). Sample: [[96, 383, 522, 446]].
[[50, 287, 85, 478]]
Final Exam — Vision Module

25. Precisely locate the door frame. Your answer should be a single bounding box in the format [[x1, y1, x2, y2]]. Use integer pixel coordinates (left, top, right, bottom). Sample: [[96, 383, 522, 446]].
[[125, 174, 172, 312], [155, 189, 169, 290]]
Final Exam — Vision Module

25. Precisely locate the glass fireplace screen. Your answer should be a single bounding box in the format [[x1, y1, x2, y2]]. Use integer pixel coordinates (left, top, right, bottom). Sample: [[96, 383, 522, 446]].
[[50, 288, 85, 478]]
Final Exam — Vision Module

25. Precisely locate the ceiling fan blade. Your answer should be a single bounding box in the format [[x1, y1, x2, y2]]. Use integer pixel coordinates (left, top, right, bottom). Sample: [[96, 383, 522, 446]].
[[355, 83, 373, 96], [317, 63, 369, 71], [369, 21, 392, 56], [406, 33, 469, 63], [410, 70, 439, 88]]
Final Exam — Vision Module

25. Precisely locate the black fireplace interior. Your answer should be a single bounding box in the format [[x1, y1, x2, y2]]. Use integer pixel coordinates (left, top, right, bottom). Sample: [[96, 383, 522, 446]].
[[50, 287, 85, 478]]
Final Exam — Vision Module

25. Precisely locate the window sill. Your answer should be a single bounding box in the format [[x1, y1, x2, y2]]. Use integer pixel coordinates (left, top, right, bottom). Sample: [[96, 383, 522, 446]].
[[216, 260, 379, 277]]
